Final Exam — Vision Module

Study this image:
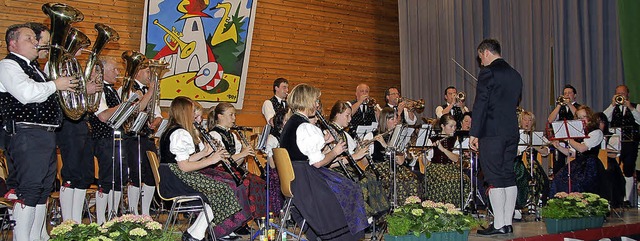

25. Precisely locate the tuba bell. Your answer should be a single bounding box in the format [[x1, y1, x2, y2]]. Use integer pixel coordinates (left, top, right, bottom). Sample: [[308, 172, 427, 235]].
[[120, 51, 148, 133], [144, 59, 169, 124], [42, 2, 87, 120], [84, 23, 120, 113]]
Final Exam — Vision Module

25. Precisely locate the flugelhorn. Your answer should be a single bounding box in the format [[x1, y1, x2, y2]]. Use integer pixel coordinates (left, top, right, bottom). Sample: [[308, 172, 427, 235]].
[[398, 97, 425, 113], [614, 94, 626, 105], [456, 92, 465, 102], [556, 96, 568, 106]]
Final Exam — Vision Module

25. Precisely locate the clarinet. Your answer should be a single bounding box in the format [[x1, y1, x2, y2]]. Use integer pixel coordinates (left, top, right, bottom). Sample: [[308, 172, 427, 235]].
[[193, 122, 244, 186], [233, 126, 267, 179], [315, 110, 365, 181]]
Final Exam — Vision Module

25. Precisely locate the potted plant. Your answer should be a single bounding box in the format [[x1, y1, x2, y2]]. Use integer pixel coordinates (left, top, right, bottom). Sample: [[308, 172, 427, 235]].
[[385, 196, 481, 241], [50, 214, 179, 241], [541, 192, 609, 234]]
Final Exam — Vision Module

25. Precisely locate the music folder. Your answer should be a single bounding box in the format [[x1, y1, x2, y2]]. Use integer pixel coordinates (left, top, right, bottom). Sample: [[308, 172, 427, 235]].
[[518, 130, 547, 146], [414, 124, 433, 147], [154, 119, 169, 138], [257, 124, 271, 152], [547, 119, 588, 140]]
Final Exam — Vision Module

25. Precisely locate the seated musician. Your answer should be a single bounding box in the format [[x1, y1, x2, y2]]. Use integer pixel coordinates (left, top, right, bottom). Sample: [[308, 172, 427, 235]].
[[513, 111, 549, 220], [279, 83, 368, 241], [206, 103, 267, 233], [158, 96, 244, 241], [367, 107, 422, 204], [597, 112, 625, 208], [550, 106, 607, 197], [263, 108, 289, 212], [328, 100, 390, 216], [423, 114, 469, 206]]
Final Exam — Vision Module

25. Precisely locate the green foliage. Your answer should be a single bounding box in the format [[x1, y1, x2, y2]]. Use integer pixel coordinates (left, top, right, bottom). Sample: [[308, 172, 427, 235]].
[[386, 196, 480, 237], [51, 215, 179, 241], [541, 192, 610, 219]]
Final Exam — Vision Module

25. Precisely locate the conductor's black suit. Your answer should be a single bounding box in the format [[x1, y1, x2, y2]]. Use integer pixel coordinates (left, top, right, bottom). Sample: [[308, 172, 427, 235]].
[[470, 58, 523, 188]]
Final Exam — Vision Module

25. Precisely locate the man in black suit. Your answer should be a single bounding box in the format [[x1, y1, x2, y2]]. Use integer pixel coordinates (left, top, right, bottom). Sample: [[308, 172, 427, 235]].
[[469, 39, 522, 235], [604, 84, 639, 207]]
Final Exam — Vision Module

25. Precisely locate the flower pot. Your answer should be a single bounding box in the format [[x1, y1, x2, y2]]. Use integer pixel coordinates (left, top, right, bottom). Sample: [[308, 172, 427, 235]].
[[384, 230, 470, 241], [544, 216, 605, 234]]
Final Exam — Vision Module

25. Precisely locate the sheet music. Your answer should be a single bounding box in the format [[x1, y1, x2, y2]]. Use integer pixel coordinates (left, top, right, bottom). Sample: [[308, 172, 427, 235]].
[[519, 130, 546, 146], [355, 123, 378, 140], [257, 124, 271, 151], [130, 112, 149, 133], [389, 124, 403, 148], [397, 127, 414, 151], [415, 124, 432, 146], [606, 134, 621, 152], [154, 119, 169, 138]]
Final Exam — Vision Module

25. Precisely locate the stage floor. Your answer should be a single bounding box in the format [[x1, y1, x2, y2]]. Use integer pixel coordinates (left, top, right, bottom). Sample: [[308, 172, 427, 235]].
[[468, 207, 640, 241]]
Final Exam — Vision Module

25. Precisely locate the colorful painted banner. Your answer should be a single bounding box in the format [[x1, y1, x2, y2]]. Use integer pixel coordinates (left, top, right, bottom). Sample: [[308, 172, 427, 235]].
[[141, 0, 257, 108]]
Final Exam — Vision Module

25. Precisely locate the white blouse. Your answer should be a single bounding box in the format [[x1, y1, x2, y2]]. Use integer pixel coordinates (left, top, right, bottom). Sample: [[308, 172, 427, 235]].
[[169, 128, 204, 162], [296, 122, 327, 165], [209, 130, 242, 154], [265, 134, 279, 158]]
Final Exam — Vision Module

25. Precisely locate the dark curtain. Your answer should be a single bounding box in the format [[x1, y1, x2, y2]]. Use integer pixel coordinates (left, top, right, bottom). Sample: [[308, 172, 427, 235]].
[[399, 0, 623, 127]]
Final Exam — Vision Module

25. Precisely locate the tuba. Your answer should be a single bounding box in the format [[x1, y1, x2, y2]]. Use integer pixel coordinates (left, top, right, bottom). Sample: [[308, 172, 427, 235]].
[[145, 59, 169, 123], [84, 23, 120, 112], [42, 3, 87, 120], [120, 50, 148, 132]]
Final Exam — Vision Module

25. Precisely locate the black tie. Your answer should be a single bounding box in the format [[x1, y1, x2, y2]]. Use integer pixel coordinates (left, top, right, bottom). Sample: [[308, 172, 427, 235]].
[[141, 86, 149, 94], [281, 100, 286, 108]]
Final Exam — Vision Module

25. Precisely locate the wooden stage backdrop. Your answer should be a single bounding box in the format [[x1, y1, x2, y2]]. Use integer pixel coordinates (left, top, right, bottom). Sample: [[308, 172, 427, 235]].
[[0, 0, 401, 127]]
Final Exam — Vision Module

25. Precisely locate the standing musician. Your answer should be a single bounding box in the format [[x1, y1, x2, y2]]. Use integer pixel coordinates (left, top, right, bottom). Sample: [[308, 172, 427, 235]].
[[424, 114, 469, 207], [207, 103, 267, 234], [261, 77, 288, 126], [513, 111, 549, 220], [27, 21, 103, 225], [158, 96, 244, 241], [329, 100, 390, 217], [603, 84, 640, 206], [348, 83, 379, 137], [89, 56, 155, 224], [122, 65, 161, 216], [547, 84, 580, 174], [0, 24, 76, 240], [470, 39, 522, 235], [385, 87, 417, 125], [280, 83, 367, 241], [550, 106, 606, 197], [435, 86, 469, 129], [367, 107, 422, 204]]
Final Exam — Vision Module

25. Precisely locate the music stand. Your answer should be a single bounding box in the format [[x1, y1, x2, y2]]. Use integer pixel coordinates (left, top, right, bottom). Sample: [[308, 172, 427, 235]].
[[519, 130, 546, 221], [355, 124, 378, 141], [454, 131, 470, 210], [386, 124, 411, 208], [546, 120, 588, 193], [127, 112, 150, 215], [106, 94, 140, 220]]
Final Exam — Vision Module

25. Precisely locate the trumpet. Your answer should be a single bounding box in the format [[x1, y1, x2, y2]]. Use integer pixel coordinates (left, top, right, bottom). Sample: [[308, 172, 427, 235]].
[[456, 92, 465, 102], [397, 97, 425, 113], [556, 96, 568, 106], [614, 94, 626, 105], [363, 97, 382, 111]]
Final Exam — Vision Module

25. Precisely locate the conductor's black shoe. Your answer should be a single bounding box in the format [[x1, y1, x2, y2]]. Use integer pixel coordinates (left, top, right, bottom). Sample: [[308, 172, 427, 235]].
[[623, 201, 632, 208], [506, 225, 513, 233], [182, 231, 202, 241], [477, 225, 509, 235]]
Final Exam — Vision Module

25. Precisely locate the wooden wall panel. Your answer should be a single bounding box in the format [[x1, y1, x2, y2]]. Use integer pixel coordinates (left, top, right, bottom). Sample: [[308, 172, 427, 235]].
[[0, 0, 400, 127]]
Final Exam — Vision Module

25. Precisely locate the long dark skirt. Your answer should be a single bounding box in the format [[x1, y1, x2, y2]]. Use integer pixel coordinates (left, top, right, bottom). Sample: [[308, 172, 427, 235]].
[[514, 156, 549, 208], [424, 163, 470, 207], [550, 156, 606, 197], [199, 166, 267, 218], [290, 162, 367, 241], [162, 164, 245, 237], [369, 162, 422, 204], [267, 167, 285, 213], [333, 165, 390, 216]]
